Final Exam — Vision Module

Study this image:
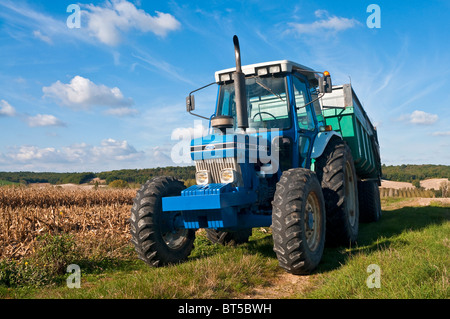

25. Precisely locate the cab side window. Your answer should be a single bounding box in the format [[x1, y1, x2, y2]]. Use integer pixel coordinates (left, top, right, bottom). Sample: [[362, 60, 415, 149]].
[[292, 76, 315, 131]]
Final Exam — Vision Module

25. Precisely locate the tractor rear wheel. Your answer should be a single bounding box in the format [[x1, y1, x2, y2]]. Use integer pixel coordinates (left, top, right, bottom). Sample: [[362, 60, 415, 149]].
[[358, 180, 381, 222], [272, 168, 326, 275], [205, 229, 252, 245], [315, 138, 359, 246], [130, 176, 195, 266]]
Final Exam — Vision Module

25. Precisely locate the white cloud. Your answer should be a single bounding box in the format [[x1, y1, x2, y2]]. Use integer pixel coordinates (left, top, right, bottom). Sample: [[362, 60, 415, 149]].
[[432, 131, 450, 136], [27, 114, 65, 127], [83, 0, 181, 46], [42, 75, 133, 110], [0, 0, 92, 45], [171, 121, 208, 140], [0, 0, 179, 48], [1, 100, 66, 128], [91, 138, 142, 161], [0, 100, 16, 117], [151, 145, 172, 164], [8, 146, 62, 163], [33, 30, 52, 44], [314, 9, 329, 19], [104, 107, 138, 116], [1, 138, 145, 171], [288, 10, 360, 35], [408, 110, 438, 125], [171, 121, 208, 164]]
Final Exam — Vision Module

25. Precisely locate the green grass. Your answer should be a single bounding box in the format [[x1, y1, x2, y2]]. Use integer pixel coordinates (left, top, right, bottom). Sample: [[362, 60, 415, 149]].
[[1, 201, 448, 299], [0, 180, 19, 186], [0, 229, 280, 299], [305, 203, 450, 299]]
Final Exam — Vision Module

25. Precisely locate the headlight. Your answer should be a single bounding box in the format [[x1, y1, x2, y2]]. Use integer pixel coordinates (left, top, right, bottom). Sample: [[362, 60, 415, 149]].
[[220, 168, 236, 184], [195, 170, 210, 185]]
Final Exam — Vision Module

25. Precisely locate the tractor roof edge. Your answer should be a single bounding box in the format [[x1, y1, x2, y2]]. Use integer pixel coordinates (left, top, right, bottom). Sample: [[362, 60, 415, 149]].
[[214, 60, 320, 83]]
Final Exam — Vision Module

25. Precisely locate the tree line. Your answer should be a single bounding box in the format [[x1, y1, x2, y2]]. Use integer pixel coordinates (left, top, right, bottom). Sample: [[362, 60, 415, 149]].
[[97, 166, 196, 184], [0, 166, 196, 186], [381, 164, 450, 182], [0, 164, 448, 186], [0, 172, 96, 185]]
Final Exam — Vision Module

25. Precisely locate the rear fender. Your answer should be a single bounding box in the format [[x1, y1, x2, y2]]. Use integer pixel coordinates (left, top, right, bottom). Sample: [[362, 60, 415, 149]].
[[311, 131, 342, 159]]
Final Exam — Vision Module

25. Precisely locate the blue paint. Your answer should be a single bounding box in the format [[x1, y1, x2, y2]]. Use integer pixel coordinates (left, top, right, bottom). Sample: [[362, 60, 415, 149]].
[[163, 67, 333, 232]]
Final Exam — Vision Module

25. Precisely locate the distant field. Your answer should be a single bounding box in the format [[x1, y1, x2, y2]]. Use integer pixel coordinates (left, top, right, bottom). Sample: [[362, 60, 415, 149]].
[[0, 186, 448, 299], [381, 178, 449, 190]]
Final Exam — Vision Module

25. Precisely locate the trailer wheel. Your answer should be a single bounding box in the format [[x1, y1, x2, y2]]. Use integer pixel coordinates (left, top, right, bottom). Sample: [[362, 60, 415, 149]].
[[129, 176, 195, 267], [272, 168, 326, 275], [205, 229, 252, 245], [316, 138, 359, 246], [358, 180, 381, 223]]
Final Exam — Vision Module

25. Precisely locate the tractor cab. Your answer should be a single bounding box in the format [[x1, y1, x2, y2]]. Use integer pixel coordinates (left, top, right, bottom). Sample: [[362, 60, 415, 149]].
[[189, 60, 331, 175]]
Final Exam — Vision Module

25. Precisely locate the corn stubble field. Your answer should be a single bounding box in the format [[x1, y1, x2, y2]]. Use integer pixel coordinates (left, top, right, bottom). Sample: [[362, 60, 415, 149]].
[[0, 185, 449, 299], [0, 186, 136, 260]]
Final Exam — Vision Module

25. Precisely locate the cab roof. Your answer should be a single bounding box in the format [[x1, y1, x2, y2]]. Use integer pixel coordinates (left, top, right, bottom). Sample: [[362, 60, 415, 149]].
[[214, 60, 320, 84]]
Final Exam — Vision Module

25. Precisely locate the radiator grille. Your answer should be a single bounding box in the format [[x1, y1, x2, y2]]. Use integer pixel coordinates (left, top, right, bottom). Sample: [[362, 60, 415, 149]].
[[195, 158, 243, 186]]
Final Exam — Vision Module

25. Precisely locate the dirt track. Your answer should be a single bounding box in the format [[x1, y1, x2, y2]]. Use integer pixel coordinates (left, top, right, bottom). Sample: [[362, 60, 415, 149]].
[[242, 272, 313, 299]]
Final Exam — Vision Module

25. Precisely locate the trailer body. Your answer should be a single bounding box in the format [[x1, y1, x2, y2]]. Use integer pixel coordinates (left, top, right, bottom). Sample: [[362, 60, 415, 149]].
[[320, 84, 381, 182]]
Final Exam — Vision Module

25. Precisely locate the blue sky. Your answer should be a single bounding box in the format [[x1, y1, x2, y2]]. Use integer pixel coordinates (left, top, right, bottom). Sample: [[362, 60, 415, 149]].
[[0, 0, 449, 172]]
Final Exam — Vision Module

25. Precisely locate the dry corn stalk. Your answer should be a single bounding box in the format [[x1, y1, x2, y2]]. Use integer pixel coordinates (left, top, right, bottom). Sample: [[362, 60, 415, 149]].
[[0, 186, 136, 259]]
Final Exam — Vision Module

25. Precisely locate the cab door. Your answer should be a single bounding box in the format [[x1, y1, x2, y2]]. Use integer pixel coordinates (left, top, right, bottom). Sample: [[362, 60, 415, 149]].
[[292, 74, 318, 169]]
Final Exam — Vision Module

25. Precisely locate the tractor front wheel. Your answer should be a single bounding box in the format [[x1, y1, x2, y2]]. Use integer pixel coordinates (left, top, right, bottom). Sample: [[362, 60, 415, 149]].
[[272, 168, 326, 275], [130, 176, 195, 267]]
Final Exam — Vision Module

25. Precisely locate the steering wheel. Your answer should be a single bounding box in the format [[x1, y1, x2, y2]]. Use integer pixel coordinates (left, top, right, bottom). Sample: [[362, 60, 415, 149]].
[[252, 111, 277, 121]]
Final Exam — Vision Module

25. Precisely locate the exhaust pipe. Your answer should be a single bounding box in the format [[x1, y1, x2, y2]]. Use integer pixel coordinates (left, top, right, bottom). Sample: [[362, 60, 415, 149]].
[[233, 35, 248, 130]]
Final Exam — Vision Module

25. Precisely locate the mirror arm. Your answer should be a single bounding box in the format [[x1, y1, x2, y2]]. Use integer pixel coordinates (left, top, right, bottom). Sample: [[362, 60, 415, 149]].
[[189, 81, 216, 95], [189, 108, 210, 120], [186, 82, 216, 120], [296, 93, 324, 110]]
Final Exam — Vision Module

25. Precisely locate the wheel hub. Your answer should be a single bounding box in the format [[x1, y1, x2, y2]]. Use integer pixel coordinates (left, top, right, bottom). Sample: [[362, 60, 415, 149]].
[[160, 212, 188, 250], [307, 210, 314, 231], [304, 193, 321, 252]]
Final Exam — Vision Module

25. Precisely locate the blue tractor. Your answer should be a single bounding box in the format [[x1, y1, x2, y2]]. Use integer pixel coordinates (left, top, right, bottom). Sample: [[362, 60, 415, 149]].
[[130, 36, 381, 274]]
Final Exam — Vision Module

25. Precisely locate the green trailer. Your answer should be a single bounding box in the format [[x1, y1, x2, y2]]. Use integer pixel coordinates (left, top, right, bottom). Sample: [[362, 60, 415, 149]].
[[319, 84, 382, 223], [320, 84, 382, 183]]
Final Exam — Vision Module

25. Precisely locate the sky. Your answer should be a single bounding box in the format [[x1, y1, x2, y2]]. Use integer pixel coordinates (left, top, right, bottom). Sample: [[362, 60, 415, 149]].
[[0, 0, 449, 173]]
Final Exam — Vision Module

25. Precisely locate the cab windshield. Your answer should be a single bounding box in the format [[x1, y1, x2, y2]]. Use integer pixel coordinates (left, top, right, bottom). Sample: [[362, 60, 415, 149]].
[[216, 76, 291, 130]]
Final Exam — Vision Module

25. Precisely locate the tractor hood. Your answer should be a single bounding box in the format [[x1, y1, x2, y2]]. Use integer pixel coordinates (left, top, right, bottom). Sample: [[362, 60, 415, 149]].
[[190, 132, 278, 164]]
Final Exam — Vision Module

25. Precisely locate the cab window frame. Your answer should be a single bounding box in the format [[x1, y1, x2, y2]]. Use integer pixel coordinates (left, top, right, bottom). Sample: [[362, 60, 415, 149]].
[[292, 73, 316, 132], [216, 74, 293, 131]]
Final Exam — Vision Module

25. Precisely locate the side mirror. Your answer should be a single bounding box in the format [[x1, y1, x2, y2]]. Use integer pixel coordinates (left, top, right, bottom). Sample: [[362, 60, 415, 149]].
[[186, 94, 195, 112], [319, 74, 332, 94]]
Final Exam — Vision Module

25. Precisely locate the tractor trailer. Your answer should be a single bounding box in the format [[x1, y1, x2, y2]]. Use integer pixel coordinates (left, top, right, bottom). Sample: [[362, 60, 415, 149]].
[[130, 36, 382, 274]]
